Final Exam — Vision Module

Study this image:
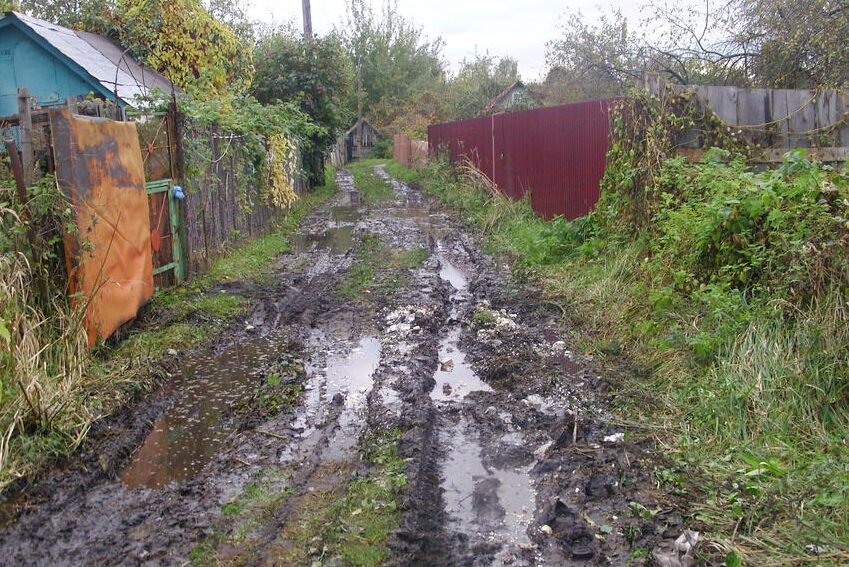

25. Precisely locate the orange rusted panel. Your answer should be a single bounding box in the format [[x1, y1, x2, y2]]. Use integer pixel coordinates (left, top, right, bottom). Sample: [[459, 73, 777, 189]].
[[51, 110, 154, 346]]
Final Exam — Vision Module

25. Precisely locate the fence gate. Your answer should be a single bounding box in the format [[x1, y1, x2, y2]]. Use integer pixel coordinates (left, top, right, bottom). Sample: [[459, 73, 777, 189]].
[[137, 111, 185, 285]]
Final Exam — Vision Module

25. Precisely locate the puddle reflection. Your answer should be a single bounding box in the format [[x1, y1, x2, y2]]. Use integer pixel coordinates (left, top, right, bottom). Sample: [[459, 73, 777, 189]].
[[120, 334, 287, 489], [291, 226, 354, 255]]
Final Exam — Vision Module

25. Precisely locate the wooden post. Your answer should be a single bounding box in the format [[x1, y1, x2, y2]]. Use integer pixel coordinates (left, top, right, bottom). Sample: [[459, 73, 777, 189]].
[[302, 0, 313, 40], [17, 88, 34, 185]]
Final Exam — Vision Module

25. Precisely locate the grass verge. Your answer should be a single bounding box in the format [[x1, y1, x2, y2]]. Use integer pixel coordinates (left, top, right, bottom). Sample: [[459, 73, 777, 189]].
[[0, 169, 337, 492], [336, 233, 427, 301], [387, 158, 849, 566], [347, 159, 394, 203], [265, 428, 406, 567]]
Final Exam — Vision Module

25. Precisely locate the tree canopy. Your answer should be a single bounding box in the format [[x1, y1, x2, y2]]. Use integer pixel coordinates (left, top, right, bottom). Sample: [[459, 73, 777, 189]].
[[544, 0, 849, 103]]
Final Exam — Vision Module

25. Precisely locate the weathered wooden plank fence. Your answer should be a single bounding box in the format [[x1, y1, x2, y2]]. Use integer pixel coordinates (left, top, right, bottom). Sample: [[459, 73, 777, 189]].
[[645, 77, 849, 161]]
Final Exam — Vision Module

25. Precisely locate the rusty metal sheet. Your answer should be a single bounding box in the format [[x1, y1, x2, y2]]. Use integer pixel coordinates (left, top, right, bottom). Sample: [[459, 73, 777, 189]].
[[51, 109, 154, 346], [428, 99, 616, 220]]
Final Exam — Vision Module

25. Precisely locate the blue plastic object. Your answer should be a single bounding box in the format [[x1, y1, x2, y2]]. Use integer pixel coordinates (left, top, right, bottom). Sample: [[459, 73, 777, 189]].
[[171, 185, 185, 200]]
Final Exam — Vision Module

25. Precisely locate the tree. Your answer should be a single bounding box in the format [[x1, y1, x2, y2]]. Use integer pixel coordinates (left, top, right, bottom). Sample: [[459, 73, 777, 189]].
[[545, 0, 849, 98], [341, 0, 446, 130], [252, 29, 354, 185], [15, 0, 118, 34], [447, 54, 520, 119], [544, 10, 650, 102], [739, 0, 849, 87], [117, 0, 252, 94]]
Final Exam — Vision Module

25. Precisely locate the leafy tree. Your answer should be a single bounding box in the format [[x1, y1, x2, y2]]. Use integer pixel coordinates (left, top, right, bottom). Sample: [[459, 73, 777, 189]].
[[117, 0, 252, 94], [545, 9, 658, 102], [342, 0, 446, 130], [252, 28, 354, 185], [15, 0, 118, 33], [545, 1, 849, 97], [740, 0, 849, 87], [447, 54, 520, 119]]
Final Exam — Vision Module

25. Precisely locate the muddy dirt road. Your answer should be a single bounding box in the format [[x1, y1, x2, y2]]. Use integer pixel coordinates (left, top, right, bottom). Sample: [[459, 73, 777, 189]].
[[0, 166, 683, 566]]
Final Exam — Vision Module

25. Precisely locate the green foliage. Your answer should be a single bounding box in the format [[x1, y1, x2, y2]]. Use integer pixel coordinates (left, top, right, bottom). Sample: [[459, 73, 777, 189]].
[[372, 138, 393, 159], [348, 160, 394, 203], [252, 30, 354, 185], [117, 0, 252, 94], [19, 0, 253, 95], [326, 428, 406, 566], [448, 54, 521, 119], [342, 0, 446, 131], [160, 90, 319, 206]]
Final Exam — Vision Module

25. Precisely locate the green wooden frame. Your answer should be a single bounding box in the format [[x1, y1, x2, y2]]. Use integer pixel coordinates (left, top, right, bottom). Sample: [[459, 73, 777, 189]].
[[145, 179, 186, 282]]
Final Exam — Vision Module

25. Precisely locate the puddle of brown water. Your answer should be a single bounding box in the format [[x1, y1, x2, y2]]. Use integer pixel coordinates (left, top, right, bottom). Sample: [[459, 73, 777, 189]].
[[438, 254, 468, 295], [290, 336, 382, 438], [120, 333, 288, 489], [291, 226, 354, 255], [323, 336, 383, 459]]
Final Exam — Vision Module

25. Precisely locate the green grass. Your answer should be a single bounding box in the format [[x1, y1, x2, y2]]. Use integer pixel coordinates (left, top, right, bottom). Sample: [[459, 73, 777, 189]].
[[390, 158, 849, 566], [262, 429, 406, 566], [337, 230, 428, 301], [326, 429, 406, 566], [347, 160, 394, 203]]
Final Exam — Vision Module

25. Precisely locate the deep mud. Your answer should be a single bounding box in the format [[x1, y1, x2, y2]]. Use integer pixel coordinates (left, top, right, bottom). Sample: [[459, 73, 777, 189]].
[[0, 166, 684, 566]]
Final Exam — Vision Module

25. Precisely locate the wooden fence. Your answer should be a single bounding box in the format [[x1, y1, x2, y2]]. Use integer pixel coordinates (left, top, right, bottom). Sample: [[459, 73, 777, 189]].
[[645, 77, 849, 162], [1, 88, 302, 282], [393, 134, 427, 167]]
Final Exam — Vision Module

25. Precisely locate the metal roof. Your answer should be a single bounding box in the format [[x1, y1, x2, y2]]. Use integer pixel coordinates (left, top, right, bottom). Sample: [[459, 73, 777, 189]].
[[2, 12, 177, 105]]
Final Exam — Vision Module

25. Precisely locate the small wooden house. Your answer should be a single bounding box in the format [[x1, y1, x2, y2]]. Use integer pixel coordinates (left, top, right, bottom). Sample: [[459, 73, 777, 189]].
[[482, 81, 542, 115], [329, 117, 382, 167], [0, 11, 176, 116]]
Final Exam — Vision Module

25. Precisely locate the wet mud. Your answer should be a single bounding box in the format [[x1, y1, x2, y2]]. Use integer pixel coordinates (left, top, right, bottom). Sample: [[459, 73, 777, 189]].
[[0, 166, 682, 566]]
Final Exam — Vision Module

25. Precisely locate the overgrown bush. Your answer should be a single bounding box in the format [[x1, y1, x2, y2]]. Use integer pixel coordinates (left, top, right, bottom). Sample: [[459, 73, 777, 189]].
[[372, 138, 393, 159]]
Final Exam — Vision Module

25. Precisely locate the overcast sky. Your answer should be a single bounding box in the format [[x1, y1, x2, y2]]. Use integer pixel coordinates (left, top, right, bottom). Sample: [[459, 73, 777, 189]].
[[247, 1, 652, 81]]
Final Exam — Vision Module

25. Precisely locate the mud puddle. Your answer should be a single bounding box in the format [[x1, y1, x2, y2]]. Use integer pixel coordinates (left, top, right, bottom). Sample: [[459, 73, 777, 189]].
[[442, 420, 535, 544], [290, 225, 354, 255], [286, 334, 382, 462], [431, 328, 492, 401], [329, 205, 361, 225], [120, 332, 289, 488]]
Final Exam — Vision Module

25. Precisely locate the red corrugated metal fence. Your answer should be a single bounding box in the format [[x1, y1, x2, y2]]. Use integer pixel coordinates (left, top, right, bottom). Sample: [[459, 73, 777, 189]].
[[428, 99, 615, 219]]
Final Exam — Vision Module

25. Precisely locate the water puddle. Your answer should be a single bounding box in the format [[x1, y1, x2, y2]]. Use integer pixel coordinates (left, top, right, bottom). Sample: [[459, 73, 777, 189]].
[[291, 226, 354, 255], [441, 421, 535, 544], [438, 254, 468, 295], [120, 333, 288, 489], [431, 328, 492, 401], [322, 336, 382, 459], [325, 337, 382, 422], [330, 206, 361, 225]]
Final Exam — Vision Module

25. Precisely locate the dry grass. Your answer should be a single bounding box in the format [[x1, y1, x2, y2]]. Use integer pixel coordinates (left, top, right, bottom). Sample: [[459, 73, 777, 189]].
[[0, 253, 93, 487]]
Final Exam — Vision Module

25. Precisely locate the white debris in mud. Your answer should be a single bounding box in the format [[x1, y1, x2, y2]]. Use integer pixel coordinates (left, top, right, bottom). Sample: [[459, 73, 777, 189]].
[[603, 432, 625, 444], [385, 305, 432, 337]]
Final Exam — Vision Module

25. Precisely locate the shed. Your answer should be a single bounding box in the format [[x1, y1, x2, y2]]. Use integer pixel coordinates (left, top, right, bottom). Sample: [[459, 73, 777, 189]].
[[345, 118, 381, 160], [0, 11, 177, 116], [482, 81, 542, 115]]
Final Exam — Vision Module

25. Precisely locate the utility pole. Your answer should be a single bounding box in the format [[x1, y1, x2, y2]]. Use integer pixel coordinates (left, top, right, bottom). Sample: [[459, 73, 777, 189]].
[[302, 0, 313, 40]]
